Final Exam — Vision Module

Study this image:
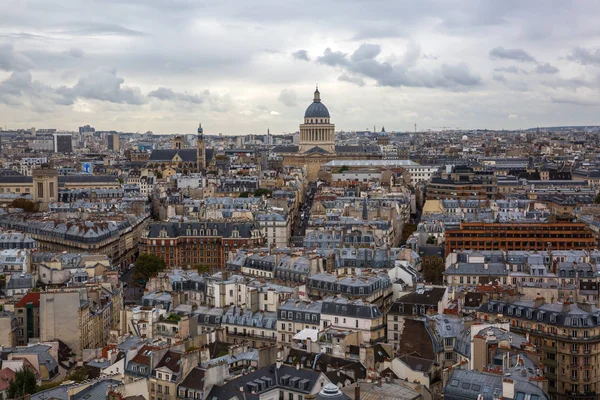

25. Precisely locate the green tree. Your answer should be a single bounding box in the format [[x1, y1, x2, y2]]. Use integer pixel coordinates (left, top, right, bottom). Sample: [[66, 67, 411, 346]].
[[426, 235, 436, 245], [67, 367, 89, 383], [11, 198, 37, 212], [133, 254, 166, 285], [595, 192, 600, 204], [194, 264, 211, 274], [8, 367, 37, 398], [238, 192, 249, 198], [254, 188, 272, 197], [421, 255, 445, 285]]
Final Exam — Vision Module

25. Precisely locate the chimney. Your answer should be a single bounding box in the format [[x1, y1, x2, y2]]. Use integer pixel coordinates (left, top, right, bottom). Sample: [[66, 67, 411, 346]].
[[534, 297, 545, 308], [355, 383, 360, 400], [562, 301, 571, 313], [296, 363, 300, 370], [276, 358, 282, 368], [578, 301, 593, 313], [502, 378, 515, 400], [484, 262, 489, 270]]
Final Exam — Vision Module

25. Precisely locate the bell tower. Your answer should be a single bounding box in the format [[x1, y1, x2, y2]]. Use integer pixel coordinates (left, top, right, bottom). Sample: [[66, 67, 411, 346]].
[[196, 122, 206, 170]]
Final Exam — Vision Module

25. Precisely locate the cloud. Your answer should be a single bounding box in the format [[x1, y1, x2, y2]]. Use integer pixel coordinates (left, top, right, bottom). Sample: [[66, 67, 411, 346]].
[[535, 62, 559, 74], [0, 71, 70, 108], [55, 22, 145, 37], [277, 89, 298, 107], [566, 46, 600, 66], [66, 48, 84, 58], [551, 96, 600, 107], [350, 44, 382, 62], [56, 68, 146, 105], [292, 49, 310, 61], [489, 46, 537, 63], [493, 74, 507, 83], [317, 44, 481, 89], [148, 87, 206, 104], [338, 73, 365, 86], [317, 48, 349, 67], [508, 114, 518, 119], [0, 44, 33, 71], [349, 26, 407, 41], [494, 66, 526, 74], [541, 76, 593, 90]]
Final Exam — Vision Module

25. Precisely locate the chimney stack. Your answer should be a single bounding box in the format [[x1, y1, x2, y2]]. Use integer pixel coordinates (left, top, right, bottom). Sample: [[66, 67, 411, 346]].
[[355, 383, 360, 400]]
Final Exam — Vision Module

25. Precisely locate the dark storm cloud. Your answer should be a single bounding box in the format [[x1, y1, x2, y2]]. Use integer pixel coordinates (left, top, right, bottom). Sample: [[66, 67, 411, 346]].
[[489, 46, 537, 63], [292, 50, 310, 61], [317, 44, 481, 89], [566, 46, 600, 66]]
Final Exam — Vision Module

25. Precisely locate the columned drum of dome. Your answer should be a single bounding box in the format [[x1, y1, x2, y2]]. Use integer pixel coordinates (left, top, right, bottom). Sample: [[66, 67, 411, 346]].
[[299, 87, 336, 154]]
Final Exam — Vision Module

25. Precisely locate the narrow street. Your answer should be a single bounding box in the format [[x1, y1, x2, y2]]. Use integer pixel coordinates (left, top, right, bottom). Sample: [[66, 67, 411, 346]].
[[291, 182, 317, 247]]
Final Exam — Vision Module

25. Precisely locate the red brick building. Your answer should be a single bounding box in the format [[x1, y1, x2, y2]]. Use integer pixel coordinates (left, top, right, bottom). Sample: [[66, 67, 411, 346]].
[[140, 221, 264, 269]]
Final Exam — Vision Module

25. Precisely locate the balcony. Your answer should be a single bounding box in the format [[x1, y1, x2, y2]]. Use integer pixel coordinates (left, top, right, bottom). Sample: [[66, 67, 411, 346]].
[[544, 359, 557, 367], [542, 345, 557, 353]]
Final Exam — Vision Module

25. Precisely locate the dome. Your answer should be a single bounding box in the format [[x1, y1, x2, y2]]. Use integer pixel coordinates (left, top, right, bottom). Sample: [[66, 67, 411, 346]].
[[461, 135, 468, 141], [316, 383, 350, 400], [305, 102, 330, 118], [304, 87, 330, 118]]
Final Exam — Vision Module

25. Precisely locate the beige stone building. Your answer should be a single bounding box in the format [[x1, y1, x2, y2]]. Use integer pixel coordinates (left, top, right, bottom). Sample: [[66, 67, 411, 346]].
[[272, 88, 381, 180], [40, 284, 122, 357]]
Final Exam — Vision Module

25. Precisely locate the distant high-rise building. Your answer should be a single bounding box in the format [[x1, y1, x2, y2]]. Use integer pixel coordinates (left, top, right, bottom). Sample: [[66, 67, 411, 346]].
[[79, 125, 95, 135], [107, 133, 120, 152], [53, 133, 73, 153]]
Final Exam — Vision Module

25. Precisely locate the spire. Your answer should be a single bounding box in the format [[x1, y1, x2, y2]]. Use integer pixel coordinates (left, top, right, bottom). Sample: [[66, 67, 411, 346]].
[[313, 85, 321, 102], [362, 196, 368, 221]]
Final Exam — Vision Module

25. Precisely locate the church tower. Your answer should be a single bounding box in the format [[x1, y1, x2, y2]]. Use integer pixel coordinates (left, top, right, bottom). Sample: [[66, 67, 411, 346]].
[[299, 87, 335, 154], [196, 122, 206, 170], [172, 135, 184, 150]]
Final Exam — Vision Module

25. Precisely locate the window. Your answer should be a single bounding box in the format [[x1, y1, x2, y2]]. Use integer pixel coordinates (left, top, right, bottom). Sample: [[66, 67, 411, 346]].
[[451, 380, 459, 387]]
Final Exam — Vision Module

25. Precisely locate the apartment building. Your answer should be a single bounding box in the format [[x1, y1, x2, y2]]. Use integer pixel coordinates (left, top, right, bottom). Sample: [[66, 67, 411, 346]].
[[478, 299, 600, 399], [320, 296, 385, 344], [445, 222, 595, 255], [277, 299, 322, 344]]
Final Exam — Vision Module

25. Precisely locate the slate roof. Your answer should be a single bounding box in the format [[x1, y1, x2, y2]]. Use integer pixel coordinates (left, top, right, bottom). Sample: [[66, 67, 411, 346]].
[[335, 145, 381, 154], [443, 369, 549, 400], [58, 175, 118, 184], [0, 176, 33, 184], [304, 146, 332, 155], [321, 296, 382, 319], [479, 300, 600, 328], [179, 366, 205, 391], [272, 145, 300, 153], [206, 364, 323, 400], [146, 221, 258, 238], [389, 287, 446, 310], [149, 149, 198, 162]]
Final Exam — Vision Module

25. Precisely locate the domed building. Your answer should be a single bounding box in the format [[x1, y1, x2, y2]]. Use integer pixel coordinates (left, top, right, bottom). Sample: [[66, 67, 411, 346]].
[[273, 87, 382, 180], [315, 383, 351, 400]]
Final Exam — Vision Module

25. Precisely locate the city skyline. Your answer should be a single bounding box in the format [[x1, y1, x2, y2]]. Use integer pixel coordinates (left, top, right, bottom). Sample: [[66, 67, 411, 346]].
[[1, 1, 599, 134]]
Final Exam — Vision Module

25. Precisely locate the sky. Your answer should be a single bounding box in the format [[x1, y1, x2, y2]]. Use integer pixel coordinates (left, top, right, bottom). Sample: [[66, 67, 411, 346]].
[[0, 0, 599, 135]]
